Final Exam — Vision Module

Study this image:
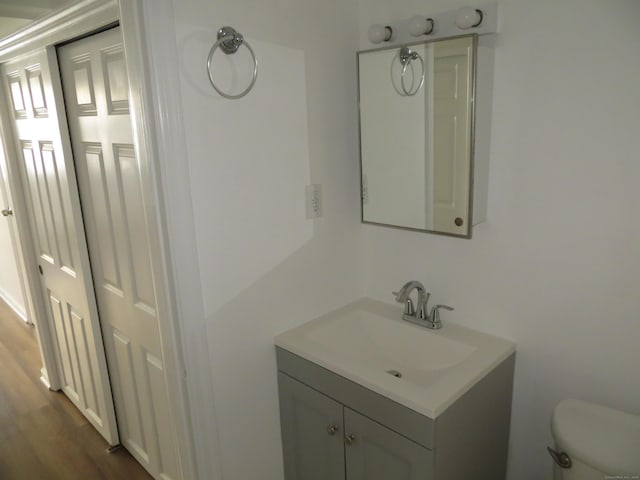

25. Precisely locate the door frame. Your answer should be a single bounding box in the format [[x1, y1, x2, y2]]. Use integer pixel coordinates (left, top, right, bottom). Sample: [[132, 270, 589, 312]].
[[0, 1, 205, 478]]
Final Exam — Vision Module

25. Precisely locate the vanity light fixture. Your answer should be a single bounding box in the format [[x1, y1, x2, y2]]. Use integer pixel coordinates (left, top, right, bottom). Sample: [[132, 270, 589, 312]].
[[368, 24, 393, 44], [455, 7, 484, 29], [366, 4, 495, 45], [408, 15, 435, 37]]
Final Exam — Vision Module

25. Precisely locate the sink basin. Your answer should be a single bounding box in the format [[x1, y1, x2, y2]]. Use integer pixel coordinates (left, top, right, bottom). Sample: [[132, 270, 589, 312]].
[[275, 298, 515, 419], [304, 308, 477, 371]]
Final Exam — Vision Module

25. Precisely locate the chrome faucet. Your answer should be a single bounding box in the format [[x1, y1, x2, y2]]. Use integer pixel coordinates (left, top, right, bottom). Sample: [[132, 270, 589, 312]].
[[393, 280, 453, 329], [393, 280, 430, 322]]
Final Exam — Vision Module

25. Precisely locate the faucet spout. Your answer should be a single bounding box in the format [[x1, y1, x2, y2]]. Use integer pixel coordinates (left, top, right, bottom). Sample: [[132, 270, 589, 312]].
[[393, 280, 430, 322], [393, 280, 425, 303]]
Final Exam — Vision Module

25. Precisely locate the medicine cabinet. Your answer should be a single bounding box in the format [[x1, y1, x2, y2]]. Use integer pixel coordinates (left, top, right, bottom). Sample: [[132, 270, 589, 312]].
[[358, 34, 493, 238]]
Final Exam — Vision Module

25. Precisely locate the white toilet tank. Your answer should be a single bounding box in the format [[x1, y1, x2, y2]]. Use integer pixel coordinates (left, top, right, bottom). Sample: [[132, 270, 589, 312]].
[[550, 399, 640, 480]]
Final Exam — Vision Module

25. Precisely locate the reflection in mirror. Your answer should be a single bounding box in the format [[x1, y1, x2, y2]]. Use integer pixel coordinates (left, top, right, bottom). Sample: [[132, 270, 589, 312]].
[[358, 35, 477, 237]]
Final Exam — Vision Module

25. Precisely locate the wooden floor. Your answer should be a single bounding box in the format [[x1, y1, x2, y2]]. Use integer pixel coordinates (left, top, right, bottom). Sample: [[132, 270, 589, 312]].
[[0, 299, 152, 480]]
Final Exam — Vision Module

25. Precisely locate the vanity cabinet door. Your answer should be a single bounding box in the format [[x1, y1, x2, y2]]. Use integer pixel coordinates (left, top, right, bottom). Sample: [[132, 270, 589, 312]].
[[278, 373, 346, 480], [344, 408, 434, 480]]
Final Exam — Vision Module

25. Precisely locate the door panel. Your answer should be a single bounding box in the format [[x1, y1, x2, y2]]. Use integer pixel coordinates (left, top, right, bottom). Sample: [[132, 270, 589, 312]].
[[1, 49, 119, 445], [48, 293, 76, 397], [112, 330, 149, 462], [58, 26, 180, 480], [21, 142, 53, 259], [278, 373, 346, 480], [344, 408, 434, 480]]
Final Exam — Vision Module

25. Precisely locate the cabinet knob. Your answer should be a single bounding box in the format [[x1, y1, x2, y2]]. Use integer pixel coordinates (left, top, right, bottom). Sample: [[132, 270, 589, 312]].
[[344, 434, 356, 445], [1, 207, 13, 217], [327, 425, 339, 436]]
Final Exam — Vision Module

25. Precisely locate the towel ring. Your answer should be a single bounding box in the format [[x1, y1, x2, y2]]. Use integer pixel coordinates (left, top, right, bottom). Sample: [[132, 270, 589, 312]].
[[398, 46, 425, 97], [207, 26, 258, 100]]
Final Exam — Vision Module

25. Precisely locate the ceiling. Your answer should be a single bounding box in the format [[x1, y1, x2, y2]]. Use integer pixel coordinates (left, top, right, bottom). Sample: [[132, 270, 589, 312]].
[[0, 0, 73, 39]]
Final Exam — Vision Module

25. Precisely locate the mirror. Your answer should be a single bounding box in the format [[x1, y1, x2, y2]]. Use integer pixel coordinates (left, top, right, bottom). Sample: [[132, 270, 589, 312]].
[[358, 34, 477, 237]]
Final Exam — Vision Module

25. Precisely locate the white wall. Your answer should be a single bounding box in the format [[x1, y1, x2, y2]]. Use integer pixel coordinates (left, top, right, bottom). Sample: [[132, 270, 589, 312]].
[[359, 1, 640, 479], [0, 17, 31, 39], [0, 140, 25, 319], [168, 0, 363, 478]]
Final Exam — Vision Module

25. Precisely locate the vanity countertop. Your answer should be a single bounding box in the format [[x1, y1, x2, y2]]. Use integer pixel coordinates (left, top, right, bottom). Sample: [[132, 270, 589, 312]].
[[275, 298, 515, 419]]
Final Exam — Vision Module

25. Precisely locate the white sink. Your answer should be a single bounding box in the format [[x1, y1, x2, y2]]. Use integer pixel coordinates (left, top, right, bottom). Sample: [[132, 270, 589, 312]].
[[275, 298, 515, 419]]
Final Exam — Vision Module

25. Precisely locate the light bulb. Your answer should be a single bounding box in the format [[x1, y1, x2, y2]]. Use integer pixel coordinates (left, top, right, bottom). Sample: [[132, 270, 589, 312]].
[[367, 24, 392, 44], [455, 7, 483, 29], [408, 15, 434, 36]]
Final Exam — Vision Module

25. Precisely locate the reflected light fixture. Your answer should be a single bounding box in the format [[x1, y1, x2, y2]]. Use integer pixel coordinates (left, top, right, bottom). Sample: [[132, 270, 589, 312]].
[[455, 7, 484, 29], [408, 15, 435, 36], [368, 24, 393, 44]]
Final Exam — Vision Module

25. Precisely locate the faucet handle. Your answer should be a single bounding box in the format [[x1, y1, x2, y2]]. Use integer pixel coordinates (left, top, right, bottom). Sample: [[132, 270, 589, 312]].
[[392, 283, 411, 303], [429, 304, 453, 328], [392, 290, 414, 315], [392, 287, 415, 316], [403, 299, 415, 316]]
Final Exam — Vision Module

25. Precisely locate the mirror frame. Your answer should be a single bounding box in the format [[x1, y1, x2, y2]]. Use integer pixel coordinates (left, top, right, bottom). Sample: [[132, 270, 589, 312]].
[[357, 33, 478, 238]]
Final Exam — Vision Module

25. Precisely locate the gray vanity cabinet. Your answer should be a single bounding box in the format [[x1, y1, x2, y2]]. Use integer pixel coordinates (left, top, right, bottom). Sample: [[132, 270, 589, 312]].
[[276, 346, 515, 480], [278, 372, 433, 480]]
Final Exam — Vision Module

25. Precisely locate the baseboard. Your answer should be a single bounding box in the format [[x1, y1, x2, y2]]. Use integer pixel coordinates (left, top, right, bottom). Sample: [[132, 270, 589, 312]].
[[40, 368, 53, 390], [0, 288, 28, 323]]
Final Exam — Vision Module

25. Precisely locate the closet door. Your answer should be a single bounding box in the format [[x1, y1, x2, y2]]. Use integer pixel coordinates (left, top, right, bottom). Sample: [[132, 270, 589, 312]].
[[0, 49, 119, 445], [58, 27, 180, 480]]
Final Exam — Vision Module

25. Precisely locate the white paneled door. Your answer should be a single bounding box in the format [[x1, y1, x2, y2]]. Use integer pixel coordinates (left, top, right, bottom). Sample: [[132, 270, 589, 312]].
[[1, 50, 119, 445], [432, 38, 472, 235], [58, 27, 180, 480]]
